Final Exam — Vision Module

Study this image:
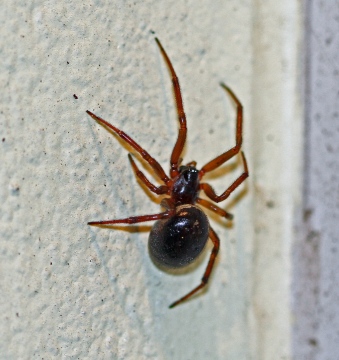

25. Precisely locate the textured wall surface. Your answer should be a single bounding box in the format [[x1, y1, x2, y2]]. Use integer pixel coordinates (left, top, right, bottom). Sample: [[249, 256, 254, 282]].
[[251, 1, 303, 359], [0, 1, 302, 359], [293, 1, 339, 359]]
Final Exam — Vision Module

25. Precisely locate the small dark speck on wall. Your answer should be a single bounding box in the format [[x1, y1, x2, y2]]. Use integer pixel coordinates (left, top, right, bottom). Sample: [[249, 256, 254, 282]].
[[73, 94, 78, 99], [266, 200, 275, 208], [308, 338, 318, 347]]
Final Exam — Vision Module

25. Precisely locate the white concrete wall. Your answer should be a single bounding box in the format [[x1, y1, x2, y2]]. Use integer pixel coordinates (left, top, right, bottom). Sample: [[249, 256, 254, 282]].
[[0, 1, 303, 359]]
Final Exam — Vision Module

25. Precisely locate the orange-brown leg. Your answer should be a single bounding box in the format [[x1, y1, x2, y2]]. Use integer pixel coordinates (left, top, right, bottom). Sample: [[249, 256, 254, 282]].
[[155, 38, 187, 179], [128, 154, 169, 195], [88, 209, 175, 226], [186, 160, 197, 167], [200, 152, 248, 203], [199, 83, 243, 177], [86, 110, 171, 185], [169, 226, 220, 308], [196, 198, 233, 220]]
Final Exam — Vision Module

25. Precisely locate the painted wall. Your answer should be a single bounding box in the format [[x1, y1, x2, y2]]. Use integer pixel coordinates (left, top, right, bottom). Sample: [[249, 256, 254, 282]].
[[293, 1, 339, 359], [0, 1, 303, 359]]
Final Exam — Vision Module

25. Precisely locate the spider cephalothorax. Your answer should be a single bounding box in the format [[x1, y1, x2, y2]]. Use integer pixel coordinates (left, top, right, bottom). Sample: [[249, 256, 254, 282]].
[[171, 165, 200, 205]]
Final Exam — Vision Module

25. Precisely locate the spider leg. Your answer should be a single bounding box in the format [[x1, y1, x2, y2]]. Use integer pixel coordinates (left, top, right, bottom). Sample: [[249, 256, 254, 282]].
[[155, 38, 187, 179], [200, 152, 248, 203], [199, 84, 243, 177], [186, 160, 197, 167], [128, 154, 169, 195], [196, 198, 233, 220], [88, 209, 175, 226], [169, 226, 220, 308], [86, 110, 171, 185]]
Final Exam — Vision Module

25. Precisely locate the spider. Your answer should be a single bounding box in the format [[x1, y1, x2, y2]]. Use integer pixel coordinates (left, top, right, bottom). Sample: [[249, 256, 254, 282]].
[[86, 38, 249, 308]]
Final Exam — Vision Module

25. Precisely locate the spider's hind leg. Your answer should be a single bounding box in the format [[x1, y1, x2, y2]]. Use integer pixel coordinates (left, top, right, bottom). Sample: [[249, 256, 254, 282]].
[[169, 226, 220, 308]]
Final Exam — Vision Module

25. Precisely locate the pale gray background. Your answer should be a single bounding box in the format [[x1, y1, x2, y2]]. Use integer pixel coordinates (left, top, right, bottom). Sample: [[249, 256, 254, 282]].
[[292, 1, 339, 359]]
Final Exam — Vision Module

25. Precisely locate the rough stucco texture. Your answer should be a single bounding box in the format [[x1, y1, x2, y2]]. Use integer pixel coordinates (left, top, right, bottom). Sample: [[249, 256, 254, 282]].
[[0, 1, 255, 359]]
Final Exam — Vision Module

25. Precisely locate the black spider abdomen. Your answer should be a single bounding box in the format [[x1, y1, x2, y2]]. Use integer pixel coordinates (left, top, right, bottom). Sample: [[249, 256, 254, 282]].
[[148, 205, 209, 268]]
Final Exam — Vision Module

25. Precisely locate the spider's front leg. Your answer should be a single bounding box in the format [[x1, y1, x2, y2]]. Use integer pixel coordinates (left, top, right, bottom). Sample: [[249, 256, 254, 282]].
[[155, 38, 187, 179], [199, 84, 243, 177], [86, 110, 171, 185]]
